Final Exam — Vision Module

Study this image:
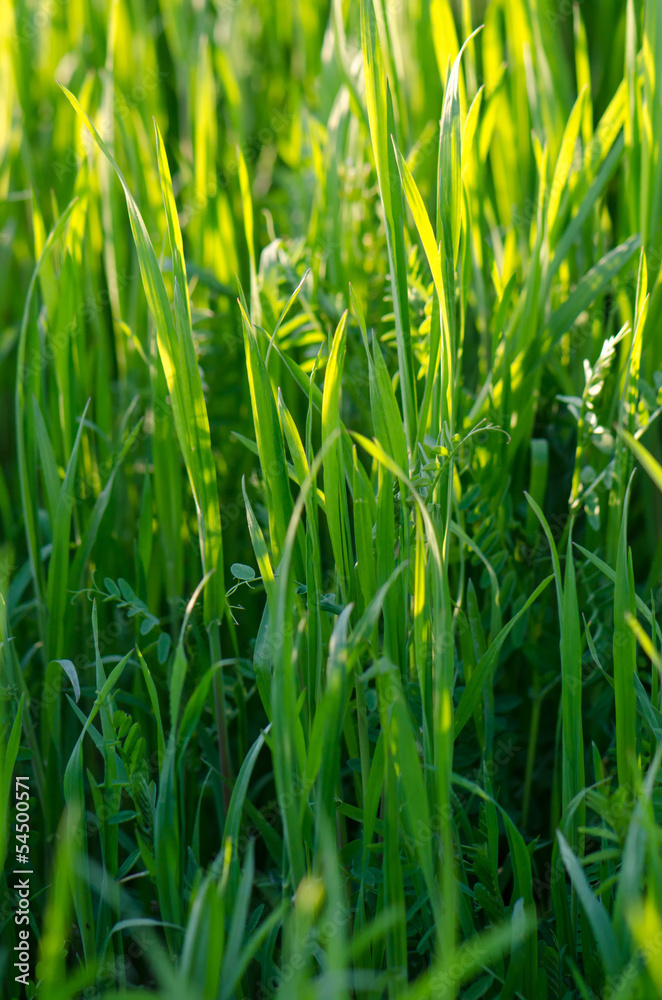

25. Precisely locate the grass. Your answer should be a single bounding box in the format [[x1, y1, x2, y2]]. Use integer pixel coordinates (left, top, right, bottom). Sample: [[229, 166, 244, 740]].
[[2, 0, 662, 997]]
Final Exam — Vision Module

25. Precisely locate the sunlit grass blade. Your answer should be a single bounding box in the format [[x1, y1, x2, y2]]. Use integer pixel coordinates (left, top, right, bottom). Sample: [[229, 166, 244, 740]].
[[360, 0, 417, 454]]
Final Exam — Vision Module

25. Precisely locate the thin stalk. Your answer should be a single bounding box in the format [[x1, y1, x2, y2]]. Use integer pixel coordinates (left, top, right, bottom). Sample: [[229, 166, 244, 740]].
[[209, 622, 233, 810], [521, 684, 542, 829]]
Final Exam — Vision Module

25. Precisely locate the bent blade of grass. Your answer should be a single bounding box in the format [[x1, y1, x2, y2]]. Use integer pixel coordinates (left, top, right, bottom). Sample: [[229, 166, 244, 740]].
[[136, 647, 165, 765], [524, 492, 564, 618], [222, 728, 269, 890], [625, 611, 662, 682], [70, 417, 144, 587], [614, 743, 662, 938], [223, 830, 254, 972], [450, 521, 501, 639], [546, 235, 641, 347], [241, 478, 277, 617], [219, 904, 284, 1000], [405, 907, 534, 1000], [169, 571, 215, 729], [265, 269, 310, 366], [32, 396, 60, 524], [454, 575, 554, 738], [461, 85, 484, 183], [557, 831, 622, 977], [574, 542, 662, 643]]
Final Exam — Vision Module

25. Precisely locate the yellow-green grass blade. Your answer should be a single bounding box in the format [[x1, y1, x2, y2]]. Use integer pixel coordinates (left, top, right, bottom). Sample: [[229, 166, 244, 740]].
[[271, 431, 341, 890], [156, 122, 226, 627], [438, 27, 482, 269], [237, 147, 261, 327], [239, 299, 303, 578], [15, 197, 79, 655], [349, 431, 454, 960], [546, 86, 588, 237], [321, 311, 354, 606], [46, 398, 90, 659], [392, 141, 452, 429], [241, 480, 276, 718], [618, 427, 662, 492], [350, 284, 408, 473], [547, 131, 624, 283], [61, 86, 226, 630], [278, 388, 323, 716], [352, 446, 378, 619], [316, 606, 351, 834], [360, 0, 417, 455], [546, 236, 642, 348]]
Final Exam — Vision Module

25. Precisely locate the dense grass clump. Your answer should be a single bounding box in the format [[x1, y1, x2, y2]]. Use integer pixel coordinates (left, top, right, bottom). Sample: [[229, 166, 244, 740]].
[[2, 0, 662, 997]]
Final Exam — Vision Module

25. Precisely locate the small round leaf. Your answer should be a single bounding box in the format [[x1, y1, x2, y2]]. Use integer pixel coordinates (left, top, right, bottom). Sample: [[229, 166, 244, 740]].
[[231, 563, 256, 581]]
